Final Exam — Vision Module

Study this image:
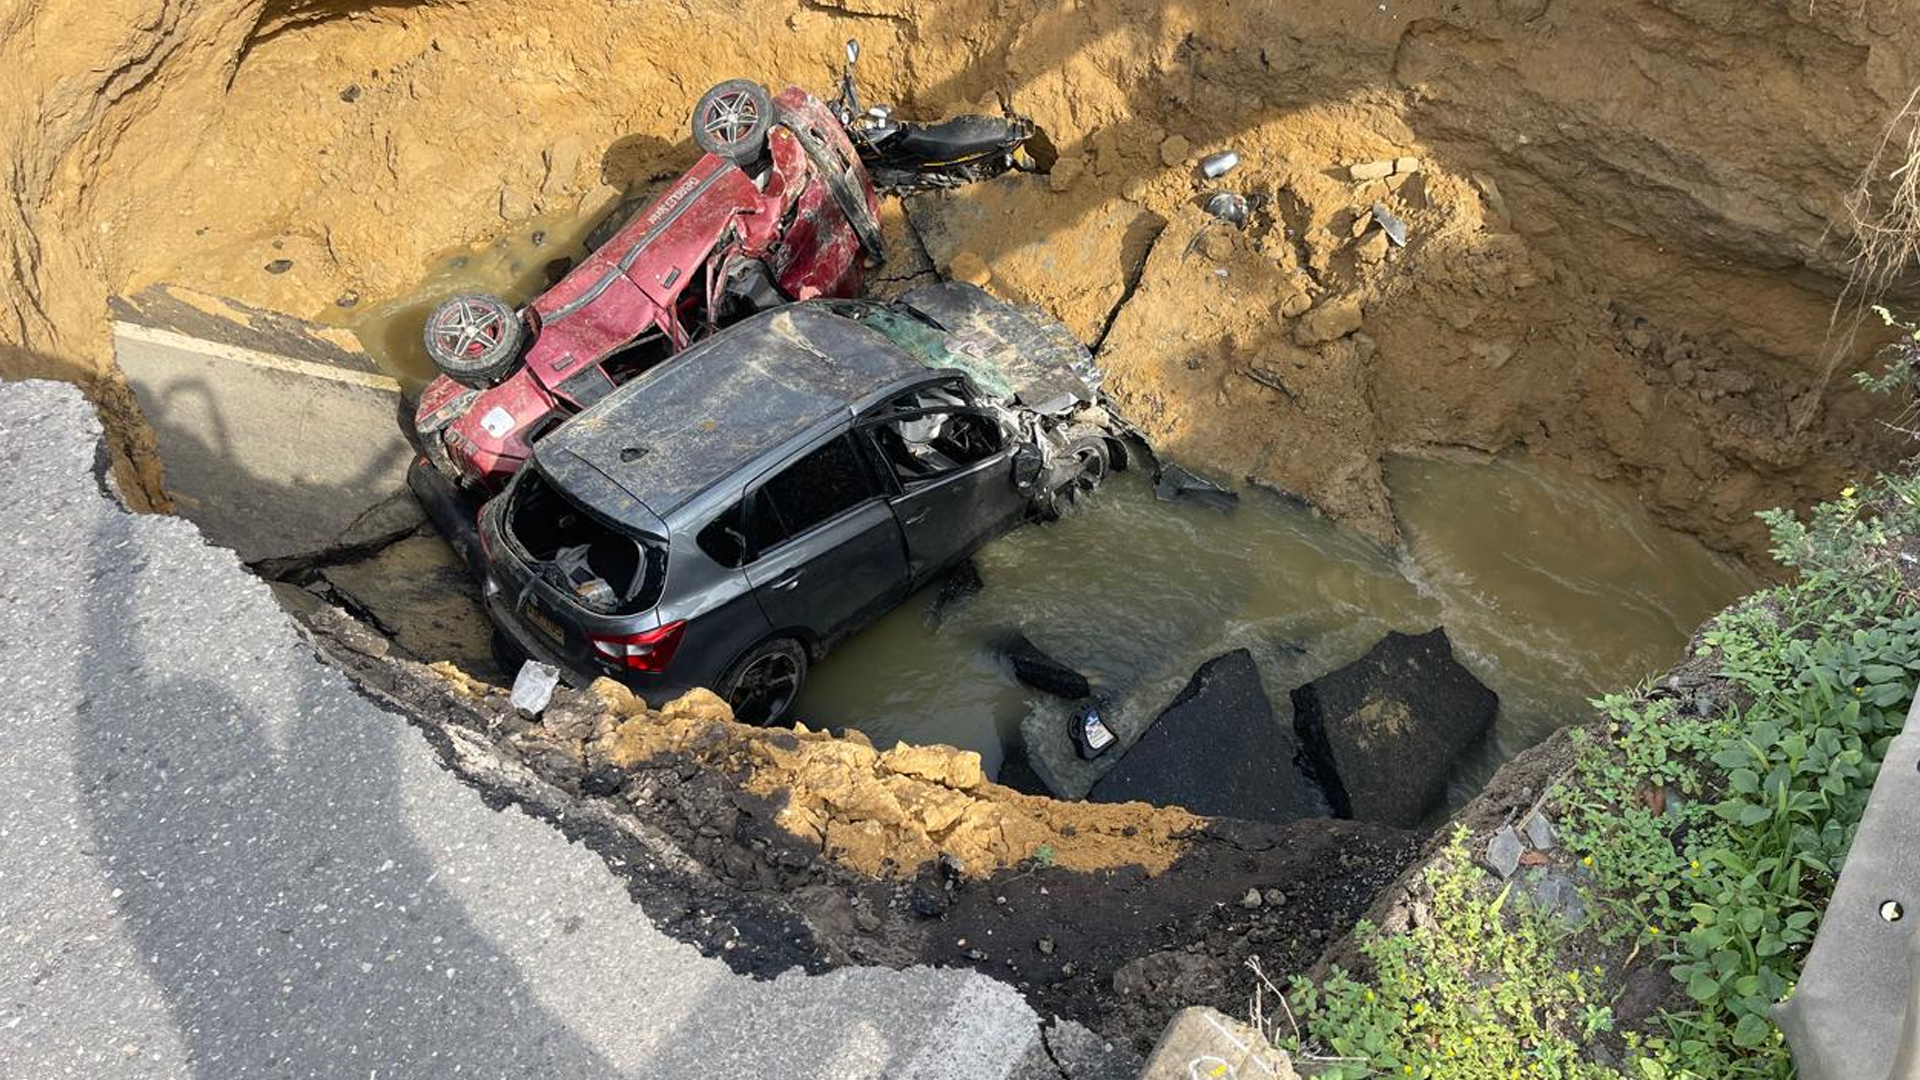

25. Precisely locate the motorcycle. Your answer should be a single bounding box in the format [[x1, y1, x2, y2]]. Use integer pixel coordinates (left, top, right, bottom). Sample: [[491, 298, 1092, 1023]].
[[829, 39, 1036, 193]]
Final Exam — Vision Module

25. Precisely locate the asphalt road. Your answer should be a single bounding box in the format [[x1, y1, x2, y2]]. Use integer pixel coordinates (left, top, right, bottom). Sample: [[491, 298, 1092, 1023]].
[[0, 379, 1096, 1079]]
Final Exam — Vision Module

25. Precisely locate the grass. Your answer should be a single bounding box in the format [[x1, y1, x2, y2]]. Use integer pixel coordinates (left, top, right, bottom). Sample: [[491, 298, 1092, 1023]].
[[1285, 471, 1920, 1078]]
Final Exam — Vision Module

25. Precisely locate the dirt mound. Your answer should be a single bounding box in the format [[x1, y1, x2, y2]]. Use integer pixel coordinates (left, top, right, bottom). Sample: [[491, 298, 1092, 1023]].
[[431, 665, 1205, 878]]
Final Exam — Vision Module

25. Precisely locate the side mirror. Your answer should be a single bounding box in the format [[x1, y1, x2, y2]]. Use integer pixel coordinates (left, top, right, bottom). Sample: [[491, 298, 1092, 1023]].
[[845, 39, 860, 65]]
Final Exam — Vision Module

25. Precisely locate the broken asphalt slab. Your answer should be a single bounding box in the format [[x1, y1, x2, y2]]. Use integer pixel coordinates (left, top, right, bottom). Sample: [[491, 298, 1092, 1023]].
[[0, 379, 1117, 1080]]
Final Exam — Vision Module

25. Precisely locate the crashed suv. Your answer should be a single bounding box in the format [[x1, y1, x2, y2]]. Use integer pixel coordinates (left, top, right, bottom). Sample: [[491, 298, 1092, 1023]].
[[475, 283, 1124, 723]]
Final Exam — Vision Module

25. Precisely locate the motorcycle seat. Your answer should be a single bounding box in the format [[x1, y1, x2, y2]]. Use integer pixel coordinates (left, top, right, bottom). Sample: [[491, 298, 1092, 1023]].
[[891, 115, 1020, 165]]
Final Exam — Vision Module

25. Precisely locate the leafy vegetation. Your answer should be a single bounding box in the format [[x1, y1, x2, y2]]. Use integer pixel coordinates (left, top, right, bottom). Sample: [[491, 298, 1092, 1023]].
[[1291, 475, 1920, 1078]]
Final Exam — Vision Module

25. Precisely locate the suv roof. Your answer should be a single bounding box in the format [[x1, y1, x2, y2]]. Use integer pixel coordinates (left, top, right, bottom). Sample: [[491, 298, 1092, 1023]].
[[531, 303, 933, 521]]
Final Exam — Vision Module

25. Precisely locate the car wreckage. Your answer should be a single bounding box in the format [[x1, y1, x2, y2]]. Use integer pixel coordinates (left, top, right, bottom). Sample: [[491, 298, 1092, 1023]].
[[427, 284, 1128, 723], [410, 43, 1035, 495]]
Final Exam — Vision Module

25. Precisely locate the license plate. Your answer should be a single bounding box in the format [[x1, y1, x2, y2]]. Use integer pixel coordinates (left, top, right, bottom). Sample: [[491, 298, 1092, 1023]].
[[521, 600, 565, 646]]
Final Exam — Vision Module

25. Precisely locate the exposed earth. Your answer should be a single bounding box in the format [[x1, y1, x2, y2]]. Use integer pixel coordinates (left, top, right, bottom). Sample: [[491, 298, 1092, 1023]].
[[4, 0, 1917, 559]]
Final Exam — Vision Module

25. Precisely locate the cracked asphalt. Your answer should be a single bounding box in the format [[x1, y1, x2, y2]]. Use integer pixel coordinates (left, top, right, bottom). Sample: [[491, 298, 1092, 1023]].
[[0, 379, 1096, 1079]]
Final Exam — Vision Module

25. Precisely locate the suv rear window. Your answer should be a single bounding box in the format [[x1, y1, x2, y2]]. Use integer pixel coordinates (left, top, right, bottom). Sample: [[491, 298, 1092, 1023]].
[[507, 470, 666, 614]]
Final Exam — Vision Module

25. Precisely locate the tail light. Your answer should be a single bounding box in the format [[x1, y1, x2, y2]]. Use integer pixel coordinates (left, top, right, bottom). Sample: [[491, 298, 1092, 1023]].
[[589, 621, 686, 673]]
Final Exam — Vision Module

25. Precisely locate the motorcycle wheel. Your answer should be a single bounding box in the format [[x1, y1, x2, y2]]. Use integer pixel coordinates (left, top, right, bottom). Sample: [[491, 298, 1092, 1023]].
[[422, 293, 525, 390], [692, 80, 775, 165]]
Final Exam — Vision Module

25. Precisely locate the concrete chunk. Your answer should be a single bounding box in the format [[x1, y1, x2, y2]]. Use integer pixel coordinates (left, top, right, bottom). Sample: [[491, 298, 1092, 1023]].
[[1348, 159, 1395, 181], [1138, 1006, 1297, 1080]]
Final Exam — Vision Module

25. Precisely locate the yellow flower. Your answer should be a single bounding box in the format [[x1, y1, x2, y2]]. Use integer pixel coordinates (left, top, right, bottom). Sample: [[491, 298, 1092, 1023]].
[[1648, 924, 1662, 935], [1364, 989, 1376, 1003], [1581, 856, 1594, 867], [1842, 486, 1857, 498], [1403, 1067, 1414, 1076], [1689, 860, 1700, 871]]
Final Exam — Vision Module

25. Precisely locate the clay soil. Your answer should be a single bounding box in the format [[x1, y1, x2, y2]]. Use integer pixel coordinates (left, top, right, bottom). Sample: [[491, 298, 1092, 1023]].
[[3, 0, 1918, 557]]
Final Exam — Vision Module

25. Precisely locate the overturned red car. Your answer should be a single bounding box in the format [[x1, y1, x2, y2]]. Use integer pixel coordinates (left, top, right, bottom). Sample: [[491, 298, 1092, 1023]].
[[412, 83, 884, 492]]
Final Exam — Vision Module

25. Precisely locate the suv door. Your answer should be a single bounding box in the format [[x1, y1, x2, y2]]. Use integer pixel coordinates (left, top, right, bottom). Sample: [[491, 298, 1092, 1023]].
[[858, 384, 1026, 586], [742, 429, 909, 642]]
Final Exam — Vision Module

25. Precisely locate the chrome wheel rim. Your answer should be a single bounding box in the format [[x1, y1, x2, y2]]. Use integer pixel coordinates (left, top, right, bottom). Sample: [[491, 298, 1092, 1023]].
[[701, 90, 762, 148], [428, 297, 507, 362]]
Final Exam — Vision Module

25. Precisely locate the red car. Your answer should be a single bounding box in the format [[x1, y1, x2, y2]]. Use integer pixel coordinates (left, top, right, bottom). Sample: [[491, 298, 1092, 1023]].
[[413, 82, 883, 491]]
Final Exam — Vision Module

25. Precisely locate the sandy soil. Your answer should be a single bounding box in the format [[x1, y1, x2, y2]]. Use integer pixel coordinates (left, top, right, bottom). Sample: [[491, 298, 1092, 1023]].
[[2, 0, 1916, 556]]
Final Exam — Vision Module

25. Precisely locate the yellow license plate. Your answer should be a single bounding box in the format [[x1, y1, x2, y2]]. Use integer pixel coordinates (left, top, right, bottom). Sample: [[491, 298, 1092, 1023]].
[[521, 601, 565, 646]]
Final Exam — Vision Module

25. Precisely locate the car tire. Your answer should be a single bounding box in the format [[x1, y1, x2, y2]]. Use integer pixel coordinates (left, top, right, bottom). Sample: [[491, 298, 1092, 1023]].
[[718, 636, 808, 726], [692, 80, 775, 166], [422, 293, 525, 389], [1060, 434, 1111, 499]]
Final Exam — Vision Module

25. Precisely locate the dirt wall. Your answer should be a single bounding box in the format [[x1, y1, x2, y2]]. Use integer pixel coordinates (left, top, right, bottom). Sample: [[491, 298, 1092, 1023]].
[[2, 0, 1916, 551]]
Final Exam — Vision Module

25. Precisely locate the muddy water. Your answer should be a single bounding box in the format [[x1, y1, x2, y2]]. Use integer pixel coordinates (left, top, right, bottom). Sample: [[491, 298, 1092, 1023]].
[[796, 454, 1754, 806], [318, 206, 607, 387]]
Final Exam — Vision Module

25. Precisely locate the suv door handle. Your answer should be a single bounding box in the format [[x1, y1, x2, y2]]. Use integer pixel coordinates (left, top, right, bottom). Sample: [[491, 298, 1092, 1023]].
[[902, 509, 930, 526], [770, 569, 803, 591]]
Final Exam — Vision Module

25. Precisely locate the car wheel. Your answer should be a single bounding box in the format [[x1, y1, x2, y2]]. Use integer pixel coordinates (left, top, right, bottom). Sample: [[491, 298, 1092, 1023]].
[[719, 637, 808, 726], [692, 80, 775, 166], [1061, 434, 1111, 500], [422, 293, 525, 389]]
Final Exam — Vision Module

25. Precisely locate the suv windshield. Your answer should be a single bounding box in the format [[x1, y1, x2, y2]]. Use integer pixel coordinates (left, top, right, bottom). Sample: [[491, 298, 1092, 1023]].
[[507, 470, 666, 614]]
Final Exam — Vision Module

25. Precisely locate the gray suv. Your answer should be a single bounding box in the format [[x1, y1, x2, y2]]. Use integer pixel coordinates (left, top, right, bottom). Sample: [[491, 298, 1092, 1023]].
[[476, 284, 1123, 722]]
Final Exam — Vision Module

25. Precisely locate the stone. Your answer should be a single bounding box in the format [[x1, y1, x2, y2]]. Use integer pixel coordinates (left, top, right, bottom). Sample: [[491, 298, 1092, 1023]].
[[542, 135, 584, 196], [1394, 155, 1421, 175], [1239, 888, 1263, 909], [658, 688, 734, 725], [1290, 628, 1498, 828], [1348, 159, 1395, 181], [1486, 824, 1524, 878], [1523, 810, 1556, 850], [1263, 888, 1288, 908], [1138, 1006, 1298, 1080], [1159, 134, 1191, 167], [1294, 295, 1364, 345], [1088, 649, 1331, 823], [1037, 937, 1055, 956], [997, 632, 1092, 700], [1356, 230, 1389, 264], [947, 249, 992, 287], [499, 185, 535, 221], [1278, 290, 1312, 318], [879, 743, 986, 790]]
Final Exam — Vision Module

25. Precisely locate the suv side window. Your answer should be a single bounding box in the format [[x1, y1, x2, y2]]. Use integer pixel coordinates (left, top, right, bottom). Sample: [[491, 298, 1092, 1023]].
[[696, 489, 781, 568], [759, 433, 878, 543]]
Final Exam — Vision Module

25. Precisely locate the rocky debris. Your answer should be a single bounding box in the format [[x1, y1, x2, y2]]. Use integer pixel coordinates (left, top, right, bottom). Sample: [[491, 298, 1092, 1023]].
[[306, 604, 1424, 1052], [998, 632, 1094, 700], [1485, 824, 1524, 878], [1089, 650, 1331, 823], [1293, 295, 1364, 345], [1158, 134, 1190, 167], [1348, 159, 1395, 182], [1137, 1007, 1298, 1080], [1523, 809, 1556, 850], [1291, 628, 1497, 827], [575, 678, 1201, 878]]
